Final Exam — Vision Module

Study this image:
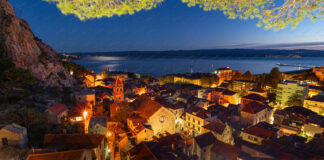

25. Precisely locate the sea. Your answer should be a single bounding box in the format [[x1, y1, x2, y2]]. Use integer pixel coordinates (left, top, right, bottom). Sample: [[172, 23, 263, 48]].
[[73, 56, 324, 77]]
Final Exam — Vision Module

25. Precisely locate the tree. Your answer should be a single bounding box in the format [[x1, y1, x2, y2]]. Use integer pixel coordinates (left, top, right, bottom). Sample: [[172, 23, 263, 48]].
[[45, 0, 164, 20], [200, 76, 211, 88], [141, 75, 153, 84], [241, 71, 254, 81], [111, 103, 133, 122], [267, 67, 282, 88], [260, 0, 324, 30], [1, 107, 48, 147], [102, 68, 108, 80], [181, 0, 324, 30], [285, 92, 303, 107], [256, 73, 267, 89]]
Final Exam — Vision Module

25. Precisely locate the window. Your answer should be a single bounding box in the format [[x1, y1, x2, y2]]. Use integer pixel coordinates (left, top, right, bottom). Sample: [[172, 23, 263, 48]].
[[2, 138, 8, 146], [160, 116, 166, 123]]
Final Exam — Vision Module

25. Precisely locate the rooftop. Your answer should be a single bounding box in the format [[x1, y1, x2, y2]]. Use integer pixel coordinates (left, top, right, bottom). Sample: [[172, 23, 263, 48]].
[[244, 125, 276, 140], [241, 101, 268, 114], [194, 132, 216, 148], [202, 121, 226, 134], [2, 123, 26, 134], [211, 140, 240, 160], [306, 95, 324, 103], [89, 116, 107, 128], [47, 103, 68, 116], [242, 93, 268, 102], [26, 149, 85, 160], [44, 134, 105, 150]]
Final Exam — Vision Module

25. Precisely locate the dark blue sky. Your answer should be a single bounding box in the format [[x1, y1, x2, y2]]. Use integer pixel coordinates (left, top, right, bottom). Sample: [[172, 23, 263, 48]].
[[10, 0, 324, 52]]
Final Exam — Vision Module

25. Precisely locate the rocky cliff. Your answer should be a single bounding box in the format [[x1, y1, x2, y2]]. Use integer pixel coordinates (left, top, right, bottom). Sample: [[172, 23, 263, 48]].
[[0, 0, 75, 87]]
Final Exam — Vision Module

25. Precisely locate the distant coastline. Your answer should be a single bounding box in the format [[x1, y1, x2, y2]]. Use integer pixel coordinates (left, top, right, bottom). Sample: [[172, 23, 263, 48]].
[[70, 49, 324, 58]]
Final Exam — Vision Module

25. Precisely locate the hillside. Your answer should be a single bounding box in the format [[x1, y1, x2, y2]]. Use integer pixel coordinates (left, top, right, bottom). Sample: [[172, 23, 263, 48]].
[[0, 0, 75, 87]]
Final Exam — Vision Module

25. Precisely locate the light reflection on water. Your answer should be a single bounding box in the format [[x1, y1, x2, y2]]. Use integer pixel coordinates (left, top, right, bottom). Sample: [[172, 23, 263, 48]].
[[73, 56, 324, 77]]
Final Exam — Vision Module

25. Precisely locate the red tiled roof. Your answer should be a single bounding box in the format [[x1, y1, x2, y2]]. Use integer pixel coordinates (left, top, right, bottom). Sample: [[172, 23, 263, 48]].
[[155, 97, 175, 109], [194, 132, 216, 148], [249, 88, 266, 93], [114, 77, 123, 85], [187, 106, 210, 119], [211, 140, 240, 160], [242, 93, 268, 102], [47, 103, 68, 116], [133, 123, 151, 135], [26, 149, 85, 160], [133, 96, 162, 119], [244, 126, 276, 140], [128, 116, 147, 125], [44, 134, 105, 150], [202, 121, 226, 134], [241, 101, 267, 114]]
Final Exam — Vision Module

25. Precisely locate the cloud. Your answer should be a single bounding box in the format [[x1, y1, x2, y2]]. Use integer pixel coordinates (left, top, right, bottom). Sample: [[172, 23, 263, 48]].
[[228, 42, 324, 50]]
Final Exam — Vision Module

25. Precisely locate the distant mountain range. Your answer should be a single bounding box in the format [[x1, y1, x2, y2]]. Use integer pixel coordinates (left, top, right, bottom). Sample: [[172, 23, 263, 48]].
[[70, 49, 324, 58]]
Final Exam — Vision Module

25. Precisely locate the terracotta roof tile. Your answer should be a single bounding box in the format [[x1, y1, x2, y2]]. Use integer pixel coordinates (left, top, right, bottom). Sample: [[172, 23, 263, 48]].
[[244, 126, 276, 140], [26, 149, 85, 160], [242, 93, 268, 102], [211, 140, 240, 160], [133, 96, 162, 119], [202, 121, 226, 134], [44, 134, 105, 150], [241, 101, 267, 114], [194, 132, 216, 148], [47, 103, 68, 116]]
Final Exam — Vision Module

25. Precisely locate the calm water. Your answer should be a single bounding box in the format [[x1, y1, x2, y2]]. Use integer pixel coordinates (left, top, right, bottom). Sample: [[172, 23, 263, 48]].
[[73, 56, 324, 77]]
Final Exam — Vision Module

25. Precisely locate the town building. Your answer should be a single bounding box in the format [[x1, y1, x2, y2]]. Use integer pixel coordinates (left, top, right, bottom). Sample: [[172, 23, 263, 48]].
[[26, 149, 88, 160], [184, 106, 217, 136], [191, 132, 216, 160], [45, 103, 68, 124], [174, 74, 201, 86], [128, 134, 184, 160], [0, 123, 27, 148], [214, 67, 241, 83], [133, 96, 176, 136], [233, 80, 257, 95], [202, 120, 234, 145], [312, 66, 324, 81], [276, 80, 309, 107], [210, 88, 240, 106], [241, 101, 272, 126], [304, 95, 324, 115], [210, 140, 240, 160], [88, 116, 107, 135], [74, 89, 96, 107], [241, 122, 277, 145], [155, 98, 185, 132], [43, 134, 106, 160], [308, 85, 324, 97], [241, 93, 268, 106], [113, 77, 124, 103], [273, 106, 324, 136], [127, 116, 154, 143], [248, 88, 267, 97]]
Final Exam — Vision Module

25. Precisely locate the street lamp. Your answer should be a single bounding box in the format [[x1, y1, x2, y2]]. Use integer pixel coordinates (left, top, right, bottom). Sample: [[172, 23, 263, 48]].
[[83, 110, 88, 120]]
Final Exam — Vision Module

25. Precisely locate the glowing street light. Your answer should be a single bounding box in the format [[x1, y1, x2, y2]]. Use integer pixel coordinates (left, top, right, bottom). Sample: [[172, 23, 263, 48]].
[[83, 110, 88, 119]]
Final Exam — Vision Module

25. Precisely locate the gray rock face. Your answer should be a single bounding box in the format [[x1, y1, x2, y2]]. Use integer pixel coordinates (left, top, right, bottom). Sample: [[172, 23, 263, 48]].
[[0, 0, 75, 87]]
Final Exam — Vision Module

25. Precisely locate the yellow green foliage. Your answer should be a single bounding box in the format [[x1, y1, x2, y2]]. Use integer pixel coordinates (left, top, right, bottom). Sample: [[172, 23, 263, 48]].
[[44, 0, 164, 20]]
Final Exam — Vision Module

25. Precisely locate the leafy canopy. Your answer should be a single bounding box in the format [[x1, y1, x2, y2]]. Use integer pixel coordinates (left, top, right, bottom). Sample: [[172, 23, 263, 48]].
[[182, 0, 324, 30], [44, 0, 164, 20]]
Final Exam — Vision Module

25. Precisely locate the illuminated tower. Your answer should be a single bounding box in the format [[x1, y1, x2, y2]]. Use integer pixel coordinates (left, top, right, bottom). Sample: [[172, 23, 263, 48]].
[[113, 77, 124, 103]]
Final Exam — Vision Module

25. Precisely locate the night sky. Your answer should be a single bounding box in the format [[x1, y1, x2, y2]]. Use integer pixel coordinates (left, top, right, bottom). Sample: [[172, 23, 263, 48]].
[[10, 0, 324, 52]]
